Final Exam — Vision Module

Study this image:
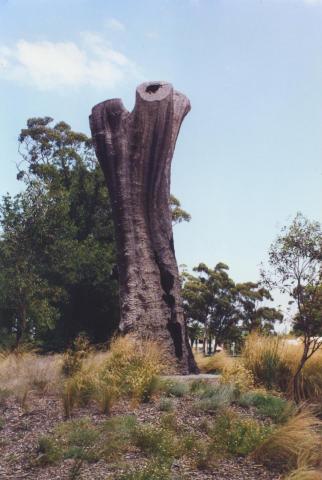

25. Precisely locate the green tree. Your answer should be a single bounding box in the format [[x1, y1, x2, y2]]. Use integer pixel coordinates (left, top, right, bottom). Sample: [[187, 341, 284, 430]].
[[263, 213, 322, 401], [182, 262, 239, 354], [0, 118, 119, 348], [236, 282, 283, 334], [0, 187, 64, 346], [170, 195, 191, 225]]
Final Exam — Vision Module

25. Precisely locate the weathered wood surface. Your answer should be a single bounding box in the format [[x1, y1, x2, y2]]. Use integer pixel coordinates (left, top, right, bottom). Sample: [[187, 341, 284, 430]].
[[90, 81, 197, 373]]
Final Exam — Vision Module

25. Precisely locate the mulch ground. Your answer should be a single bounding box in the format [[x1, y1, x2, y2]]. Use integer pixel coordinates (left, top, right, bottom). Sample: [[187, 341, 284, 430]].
[[0, 392, 281, 480]]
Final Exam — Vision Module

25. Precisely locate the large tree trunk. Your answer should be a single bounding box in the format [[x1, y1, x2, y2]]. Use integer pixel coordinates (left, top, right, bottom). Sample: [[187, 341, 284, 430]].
[[89, 81, 198, 373]]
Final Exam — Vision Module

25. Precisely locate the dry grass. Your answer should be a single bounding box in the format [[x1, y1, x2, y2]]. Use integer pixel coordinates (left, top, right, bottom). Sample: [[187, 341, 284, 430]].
[[285, 468, 322, 480], [242, 334, 322, 402], [0, 350, 62, 407], [252, 409, 322, 473], [195, 350, 235, 373]]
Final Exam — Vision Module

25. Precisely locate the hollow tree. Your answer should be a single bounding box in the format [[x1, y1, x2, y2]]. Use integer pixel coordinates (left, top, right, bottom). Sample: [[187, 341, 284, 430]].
[[89, 81, 198, 373]]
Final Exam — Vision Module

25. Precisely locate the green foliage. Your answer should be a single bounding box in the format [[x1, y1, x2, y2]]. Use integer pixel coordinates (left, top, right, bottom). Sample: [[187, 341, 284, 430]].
[[0, 388, 10, 406], [37, 436, 63, 465], [238, 391, 294, 423], [161, 380, 189, 398], [0, 117, 118, 349], [263, 213, 322, 400], [170, 194, 191, 226], [209, 409, 271, 456], [159, 398, 174, 412], [62, 334, 91, 377], [193, 384, 235, 412], [117, 461, 172, 480], [236, 281, 283, 334], [0, 417, 4, 430], [132, 423, 176, 460], [38, 415, 137, 466], [182, 263, 240, 352]]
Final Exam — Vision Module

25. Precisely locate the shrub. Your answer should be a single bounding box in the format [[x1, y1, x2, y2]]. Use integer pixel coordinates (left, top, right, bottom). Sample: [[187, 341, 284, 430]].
[[100, 415, 138, 459], [160, 413, 178, 431], [180, 433, 213, 469], [61, 336, 164, 416], [132, 423, 176, 461], [38, 418, 103, 465], [37, 436, 62, 465], [100, 336, 164, 402], [0, 388, 9, 406], [220, 362, 254, 395], [238, 391, 295, 423], [252, 410, 322, 473], [161, 380, 189, 398], [0, 417, 4, 430], [62, 370, 97, 418], [209, 409, 271, 456], [194, 384, 235, 413], [159, 398, 173, 412], [117, 461, 172, 480]]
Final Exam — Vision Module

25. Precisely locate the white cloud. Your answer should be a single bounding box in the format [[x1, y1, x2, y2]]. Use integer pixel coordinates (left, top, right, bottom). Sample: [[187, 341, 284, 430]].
[[105, 18, 125, 31], [0, 33, 139, 90]]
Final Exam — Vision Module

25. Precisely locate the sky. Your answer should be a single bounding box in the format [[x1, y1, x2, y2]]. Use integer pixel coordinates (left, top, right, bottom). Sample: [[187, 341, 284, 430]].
[[0, 0, 322, 316]]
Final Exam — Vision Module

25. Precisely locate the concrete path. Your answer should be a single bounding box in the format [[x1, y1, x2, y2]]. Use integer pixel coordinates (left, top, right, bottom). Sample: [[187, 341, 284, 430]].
[[162, 374, 220, 382]]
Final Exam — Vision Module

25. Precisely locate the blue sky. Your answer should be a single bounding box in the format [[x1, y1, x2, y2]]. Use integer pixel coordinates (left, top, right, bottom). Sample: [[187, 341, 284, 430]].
[[0, 0, 322, 313]]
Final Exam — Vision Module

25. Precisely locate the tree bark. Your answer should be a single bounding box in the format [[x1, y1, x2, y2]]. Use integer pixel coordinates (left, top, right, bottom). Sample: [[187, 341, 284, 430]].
[[89, 81, 198, 373]]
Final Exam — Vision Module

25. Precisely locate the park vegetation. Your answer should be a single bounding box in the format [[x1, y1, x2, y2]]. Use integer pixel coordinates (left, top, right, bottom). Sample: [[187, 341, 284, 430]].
[[0, 118, 322, 479]]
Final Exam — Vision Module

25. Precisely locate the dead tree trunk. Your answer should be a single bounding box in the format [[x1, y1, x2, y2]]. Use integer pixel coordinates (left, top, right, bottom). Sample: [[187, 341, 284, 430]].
[[89, 81, 198, 373]]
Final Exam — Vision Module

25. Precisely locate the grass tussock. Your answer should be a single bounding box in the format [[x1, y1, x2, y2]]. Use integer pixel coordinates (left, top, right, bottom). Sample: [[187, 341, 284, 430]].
[[242, 334, 322, 403], [285, 468, 322, 480], [62, 336, 165, 417], [238, 391, 295, 423], [193, 383, 235, 413], [0, 350, 62, 407], [195, 350, 234, 373], [252, 409, 322, 473]]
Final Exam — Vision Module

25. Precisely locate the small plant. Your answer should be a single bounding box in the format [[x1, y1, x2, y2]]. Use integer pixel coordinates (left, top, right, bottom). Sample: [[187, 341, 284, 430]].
[[209, 409, 271, 456], [99, 415, 138, 460], [193, 384, 235, 413], [62, 334, 91, 377], [160, 412, 178, 431], [0, 388, 10, 406], [159, 398, 173, 412], [180, 433, 213, 469], [221, 362, 254, 395], [37, 436, 62, 465], [162, 380, 189, 398], [0, 417, 4, 430], [238, 391, 295, 423], [117, 460, 172, 480], [132, 423, 176, 461]]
